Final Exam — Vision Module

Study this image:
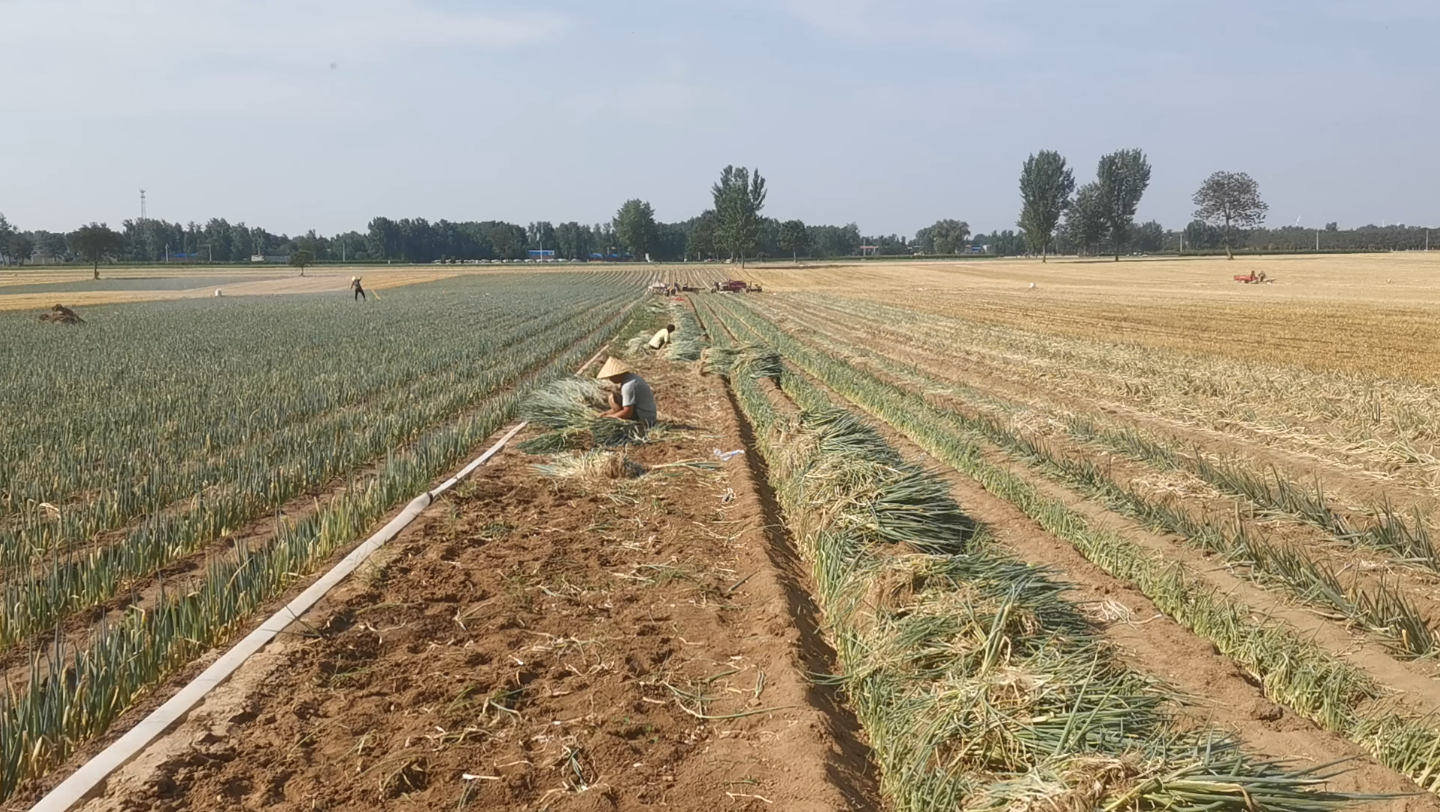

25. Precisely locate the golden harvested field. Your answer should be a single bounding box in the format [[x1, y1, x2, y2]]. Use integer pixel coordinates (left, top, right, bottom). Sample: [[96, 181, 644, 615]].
[[0, 263, 717, 312], [748, 253, 1440, 380], [689, 262, 1440, 805], [0, 267, 465, 311]]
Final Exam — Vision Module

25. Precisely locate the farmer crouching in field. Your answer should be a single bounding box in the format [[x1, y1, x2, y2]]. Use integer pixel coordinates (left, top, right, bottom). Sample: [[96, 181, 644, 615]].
[[647, 323, 677, 351], [596, 357, 657, 428]]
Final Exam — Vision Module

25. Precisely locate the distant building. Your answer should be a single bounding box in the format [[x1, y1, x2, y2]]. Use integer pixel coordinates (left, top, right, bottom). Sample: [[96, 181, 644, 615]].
[[250, 254, 291, 263]]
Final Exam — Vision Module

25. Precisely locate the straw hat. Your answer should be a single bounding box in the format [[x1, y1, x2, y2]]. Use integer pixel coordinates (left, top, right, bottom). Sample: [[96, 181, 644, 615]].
[[595, 357, 632, 380]]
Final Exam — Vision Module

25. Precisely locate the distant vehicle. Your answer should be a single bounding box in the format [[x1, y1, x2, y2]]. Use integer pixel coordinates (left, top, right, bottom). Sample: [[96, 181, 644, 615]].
[[1234, 271, 1271, 284], [718, 280, 761, 293]]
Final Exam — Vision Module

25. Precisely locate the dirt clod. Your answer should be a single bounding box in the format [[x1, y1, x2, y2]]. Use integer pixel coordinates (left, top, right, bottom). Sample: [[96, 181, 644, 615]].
[[1249, 700, 1284, 722]]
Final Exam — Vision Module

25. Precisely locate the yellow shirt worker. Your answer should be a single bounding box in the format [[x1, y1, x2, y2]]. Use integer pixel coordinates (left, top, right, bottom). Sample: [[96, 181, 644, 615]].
[[647, 323, 676, 350]]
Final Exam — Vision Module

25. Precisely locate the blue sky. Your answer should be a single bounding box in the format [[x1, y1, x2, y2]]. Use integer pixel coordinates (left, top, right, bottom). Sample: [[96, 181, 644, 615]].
[[2, 0, 1436, 236]]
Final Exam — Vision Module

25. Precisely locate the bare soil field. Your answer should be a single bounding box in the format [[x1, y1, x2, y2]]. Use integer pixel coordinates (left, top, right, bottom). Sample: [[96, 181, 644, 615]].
[[31, 353, 877, 812]]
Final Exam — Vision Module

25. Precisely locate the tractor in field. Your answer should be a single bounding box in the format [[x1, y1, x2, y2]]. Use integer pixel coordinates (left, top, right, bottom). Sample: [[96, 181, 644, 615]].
[[714, 280, 761, 293], [1233, 271, 1270, 284]]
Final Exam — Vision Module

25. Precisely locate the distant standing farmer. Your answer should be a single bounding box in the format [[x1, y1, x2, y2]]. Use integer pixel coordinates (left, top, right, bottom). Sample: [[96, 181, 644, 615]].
[[596, 357, 657, 428], [647, 323, 677, 350], [351, 276, 366, 301]]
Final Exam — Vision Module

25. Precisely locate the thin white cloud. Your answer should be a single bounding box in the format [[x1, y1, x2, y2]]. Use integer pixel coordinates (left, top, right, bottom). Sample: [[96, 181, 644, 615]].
[[563, 57, 705, 119], [566, 78, 699, 118], [1321, 0, 1440, 21], [771, 0, 1014, 50], [1, 0, 571, 114]]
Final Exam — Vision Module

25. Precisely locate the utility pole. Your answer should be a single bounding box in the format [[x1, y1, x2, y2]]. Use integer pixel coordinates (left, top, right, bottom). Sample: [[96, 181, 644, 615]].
[[1316, 229, 1320, 252]]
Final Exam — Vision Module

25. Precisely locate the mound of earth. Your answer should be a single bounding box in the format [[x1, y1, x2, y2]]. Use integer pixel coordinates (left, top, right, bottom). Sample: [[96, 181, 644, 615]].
[[38, 304, 84, 324]]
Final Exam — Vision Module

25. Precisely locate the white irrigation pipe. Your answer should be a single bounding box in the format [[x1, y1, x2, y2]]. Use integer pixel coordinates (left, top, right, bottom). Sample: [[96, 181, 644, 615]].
[[33, 347, 611, 811]]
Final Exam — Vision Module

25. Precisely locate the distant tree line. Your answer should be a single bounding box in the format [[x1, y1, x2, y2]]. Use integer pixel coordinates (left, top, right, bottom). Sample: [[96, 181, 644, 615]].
[[1176, 221, 1437, 253], [0, 168, 866, 269], [0, 213, 869, 269], [2, 162, 1437, 269]]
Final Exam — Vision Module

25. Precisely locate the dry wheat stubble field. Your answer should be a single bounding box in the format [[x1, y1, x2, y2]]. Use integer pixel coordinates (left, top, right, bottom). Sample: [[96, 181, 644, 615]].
[[750, 253, 1440, 379], [689, 253, 1440, 804]]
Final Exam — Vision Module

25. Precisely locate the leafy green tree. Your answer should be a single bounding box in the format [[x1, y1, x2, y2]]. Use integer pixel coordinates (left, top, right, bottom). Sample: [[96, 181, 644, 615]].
[[613, 199, 658, 261], [861, 233, 913, 256], [487, 223, 521, 260], [915, 219, 971, 254], [1182, 220, 1221, 251], [1132, 220, 1165, 253], [1192, 170, 1268, 259], [653, 223, 688, 261], [36, 231, 68, 261], [1095, 149, 1152, 260], [778, 219, 809, 260], [711, 166, 767, 266], [554, 222, 593, 260], [1018, 150, 1075, 261], [805, 223, 861, 258], [366, 217, 404, 261], [294, 230, 326, 262], [290, 248, 314, 276], [686, 210, 718, 260], [8, 233, 35, 265], [1064, 183, 1107, 256], [972, 229, 1026, 256], [526, 221, 557, 253], [0, 214, 13, 265], [398, 218, 433, 263], [69, 223, 126, 278], [994, 229, 1026, 256]]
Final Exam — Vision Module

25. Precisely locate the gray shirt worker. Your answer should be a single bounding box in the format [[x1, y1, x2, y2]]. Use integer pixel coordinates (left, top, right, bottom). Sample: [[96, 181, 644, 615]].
[[619, 374, 657, 427]]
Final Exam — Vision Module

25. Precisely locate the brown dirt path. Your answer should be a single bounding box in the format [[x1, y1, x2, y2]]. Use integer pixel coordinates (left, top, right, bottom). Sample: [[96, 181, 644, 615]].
[[58, 357, 878, 812]]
